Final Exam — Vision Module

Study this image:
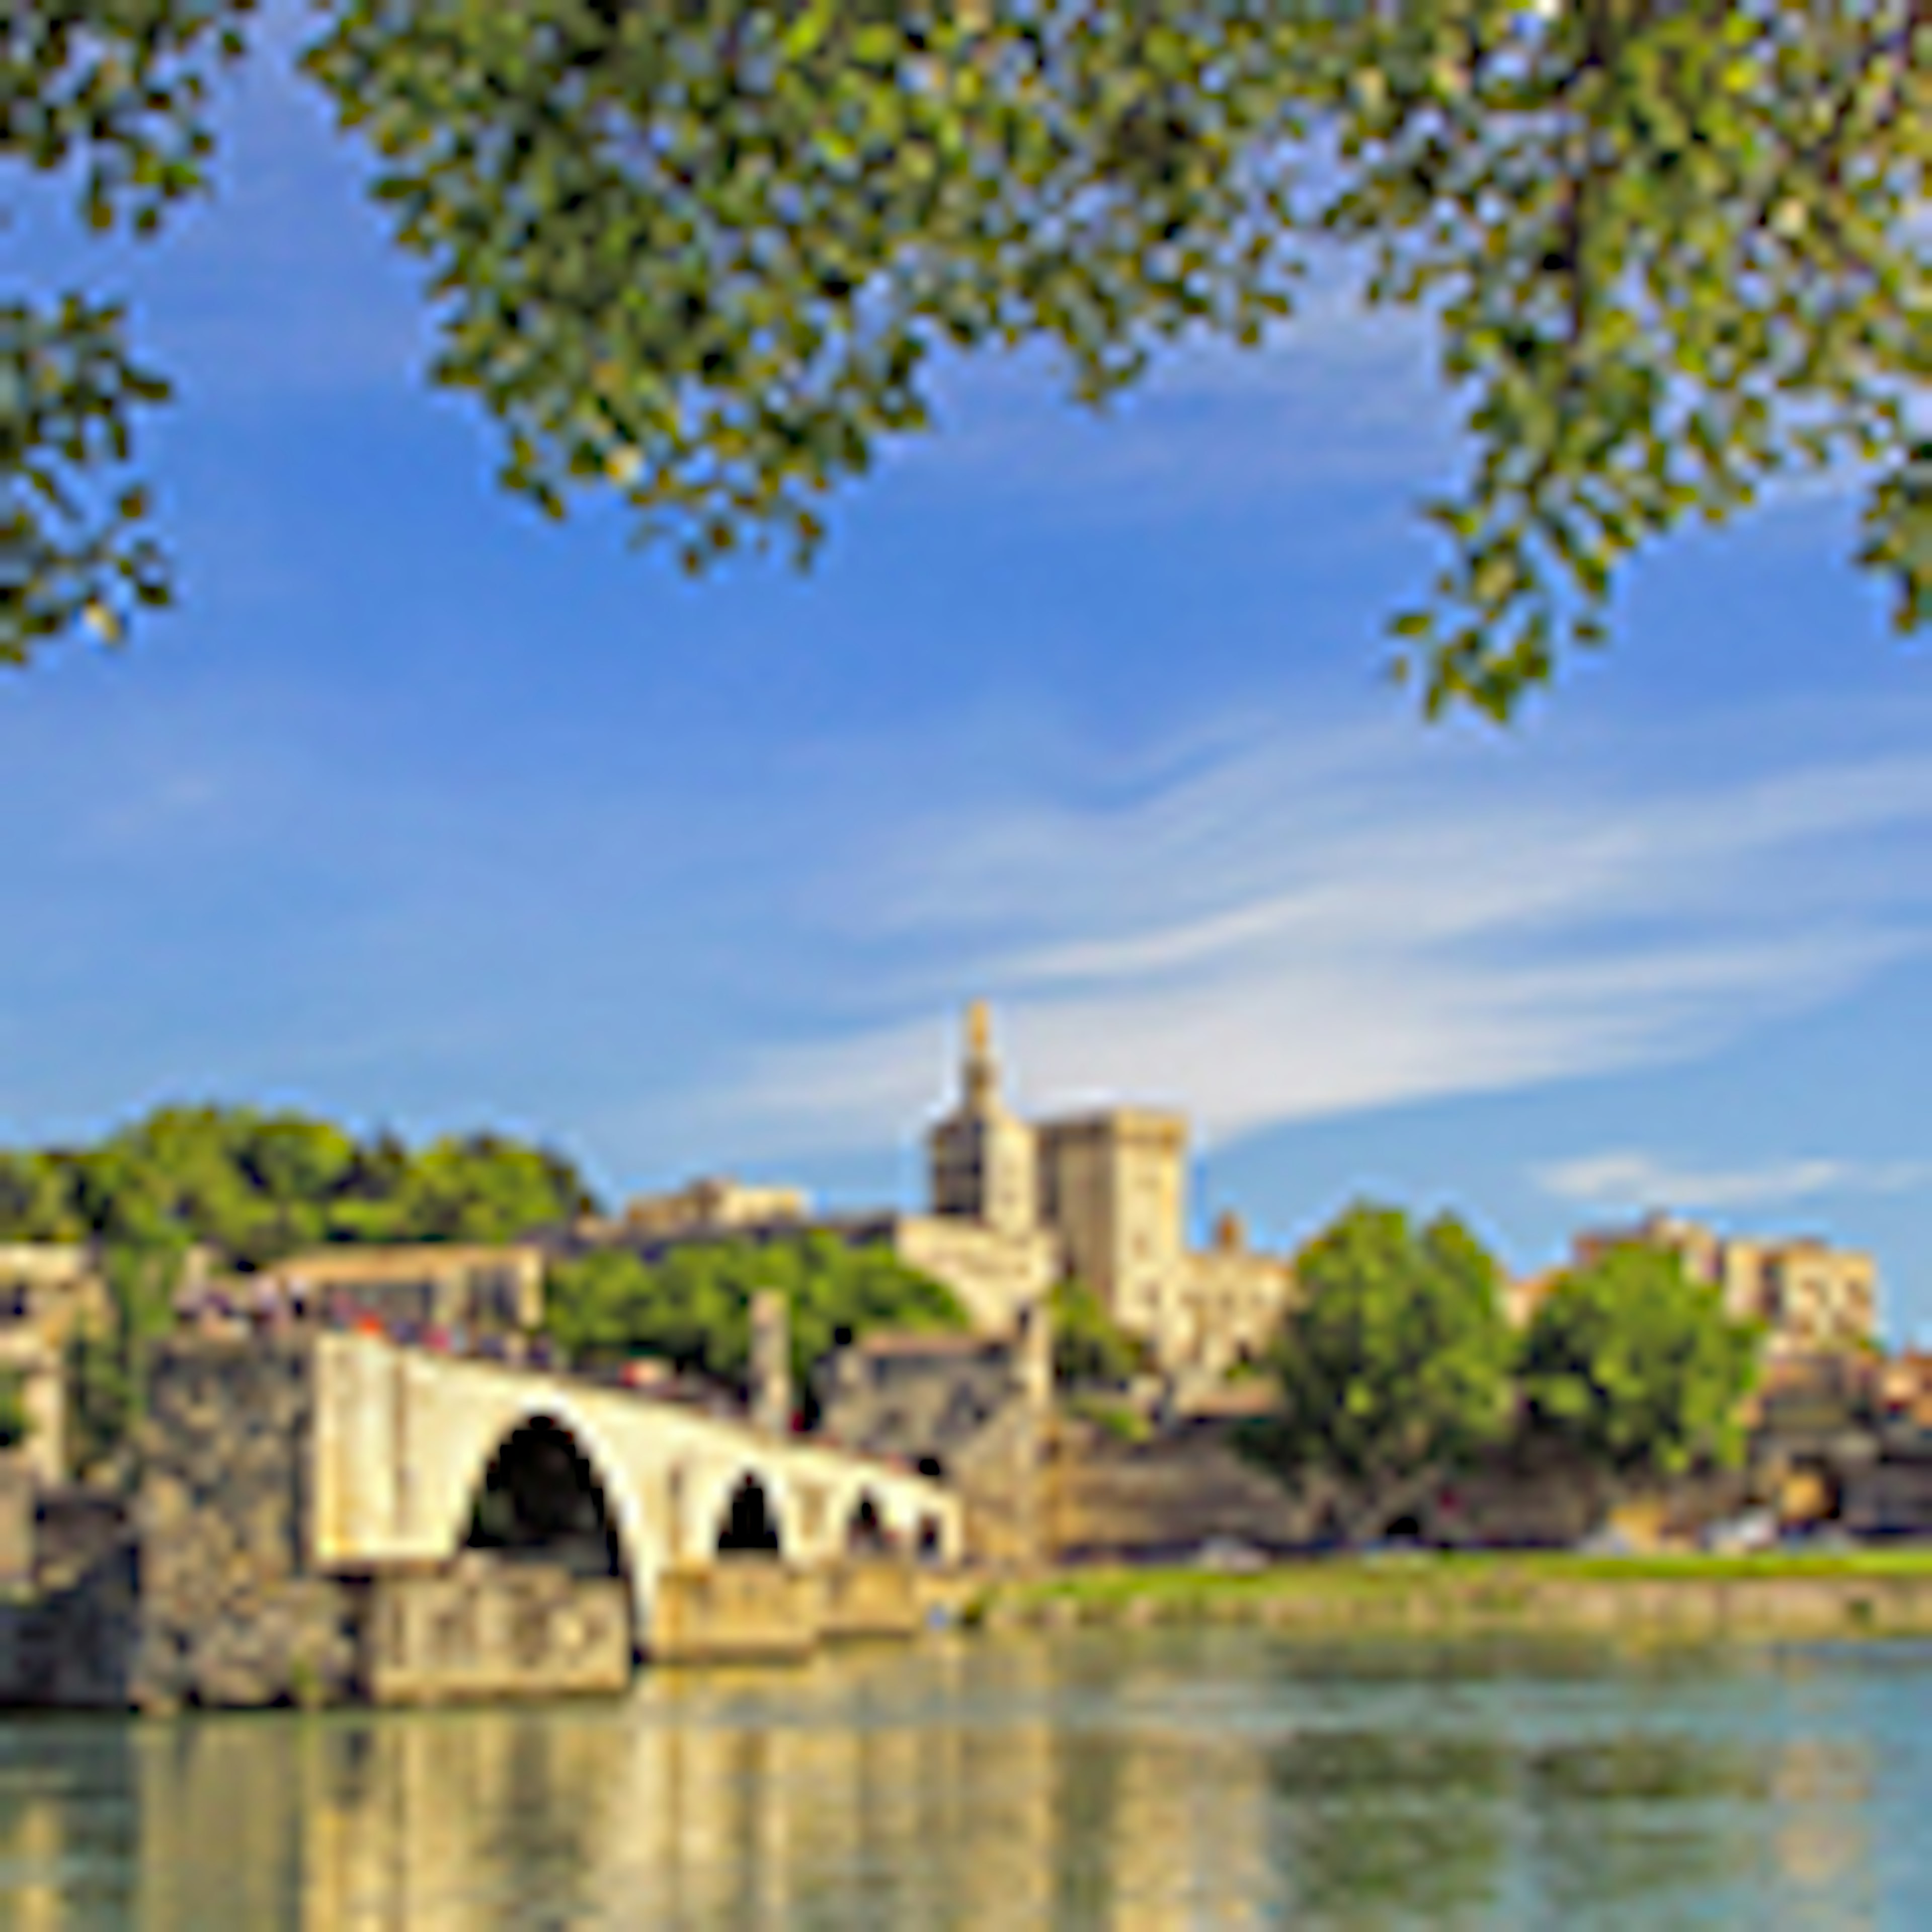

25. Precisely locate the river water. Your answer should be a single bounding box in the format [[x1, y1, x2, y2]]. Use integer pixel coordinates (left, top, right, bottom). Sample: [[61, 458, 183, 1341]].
[[0, 1630, 1925, 1929]]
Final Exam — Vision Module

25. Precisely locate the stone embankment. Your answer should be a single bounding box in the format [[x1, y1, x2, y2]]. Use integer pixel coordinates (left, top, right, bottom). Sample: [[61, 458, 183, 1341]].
[[973, 1558, 1932, 1642], [1046, 1416, 1309, 1555]]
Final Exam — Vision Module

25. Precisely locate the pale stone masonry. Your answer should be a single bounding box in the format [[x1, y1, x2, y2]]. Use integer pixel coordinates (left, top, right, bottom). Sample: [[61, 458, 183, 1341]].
[[584, 1003, 1295, 1378], [608, 1176, 812, 1241], [191, 1242, 547, 1335], [812, 1301, 1054, 1565], [928, 999, 1041, 1238], [921, 1004, 1294, 1377], [0, 1244, 114, 1483], [18, 1328, 962, 1710]]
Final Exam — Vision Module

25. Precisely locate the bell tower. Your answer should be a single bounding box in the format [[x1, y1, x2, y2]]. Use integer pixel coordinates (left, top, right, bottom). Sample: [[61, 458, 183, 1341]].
[[927, 1002, 1038, 1236]]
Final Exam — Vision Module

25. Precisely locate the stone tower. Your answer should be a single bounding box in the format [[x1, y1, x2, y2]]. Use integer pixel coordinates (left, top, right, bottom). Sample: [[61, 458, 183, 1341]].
[[749, 1289, 790, 1435], [927, 1002, 1038, 1237], [1035, 1109, 1187, 1350]]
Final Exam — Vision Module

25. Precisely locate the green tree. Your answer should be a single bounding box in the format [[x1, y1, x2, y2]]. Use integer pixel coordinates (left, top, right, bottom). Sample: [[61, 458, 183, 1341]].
[[1049, 1277, 1148, 1390], [11, 4, 1928, 712], [1519, 1240, 1762, 1481], [0, 1151, 84, 1242], [543, 1232, 967, 1401], [1269, 1201, 1512, 1538], [390, 1132, 597, 1244], [1, 1105, 601, 1272]]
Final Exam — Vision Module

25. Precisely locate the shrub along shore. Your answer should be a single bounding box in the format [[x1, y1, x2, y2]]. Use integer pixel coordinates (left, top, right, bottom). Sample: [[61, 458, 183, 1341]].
[[964, 1550, 1932, 1642]]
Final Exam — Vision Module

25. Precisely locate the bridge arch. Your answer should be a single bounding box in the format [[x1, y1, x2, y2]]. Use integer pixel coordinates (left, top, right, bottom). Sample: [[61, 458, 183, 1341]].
[[845, 1491, 892, 1555], [310, 1335, 967, 1614], [467, 1416, 625, 1573], [448, 1398, 662, 1651], [682, 1461, 807, 1564], [714, 1472, 785, 1556]]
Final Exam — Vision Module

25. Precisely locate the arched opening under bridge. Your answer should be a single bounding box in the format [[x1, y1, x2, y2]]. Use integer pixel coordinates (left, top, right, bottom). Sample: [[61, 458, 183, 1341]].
[[846, 1493, 891, 1555], [715, 1474, 784, 1557], [465, 1415, 627, 1579]]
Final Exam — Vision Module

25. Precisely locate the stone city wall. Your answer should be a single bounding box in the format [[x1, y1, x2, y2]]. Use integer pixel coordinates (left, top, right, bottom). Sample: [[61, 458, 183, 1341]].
[[1046, 1418, 1309, 1558]]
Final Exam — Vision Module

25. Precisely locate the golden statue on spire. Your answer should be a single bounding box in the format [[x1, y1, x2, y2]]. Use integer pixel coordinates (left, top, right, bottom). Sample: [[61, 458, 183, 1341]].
[[961, 999, 999, 1107], [966, 998, 992, 1061]]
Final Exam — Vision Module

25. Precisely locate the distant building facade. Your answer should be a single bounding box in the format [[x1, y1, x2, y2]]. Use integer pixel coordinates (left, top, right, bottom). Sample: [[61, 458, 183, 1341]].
[[189, 1244, 546, 1337], [610, 1177, 813, 1242], [571, 1003, 1292, 1378], [811, 1302, 1053, 1563], [0, 1244, 112, 1483], [1569, 1211, 1879, 1355], [921, 1003, 1293, 1376]]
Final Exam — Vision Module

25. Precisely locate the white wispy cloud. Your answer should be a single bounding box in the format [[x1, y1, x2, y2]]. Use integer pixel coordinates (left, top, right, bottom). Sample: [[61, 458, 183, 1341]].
[[1535, 1149, 1932, 1214], [705, 702, 1932, 1160]]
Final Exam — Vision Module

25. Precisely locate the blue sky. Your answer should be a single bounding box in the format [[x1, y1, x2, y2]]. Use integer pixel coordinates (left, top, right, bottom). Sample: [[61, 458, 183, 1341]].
[[10, 26, 1932, 1339]]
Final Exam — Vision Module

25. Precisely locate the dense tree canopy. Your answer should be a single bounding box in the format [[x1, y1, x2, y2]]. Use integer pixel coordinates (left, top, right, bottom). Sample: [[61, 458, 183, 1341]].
[[1269, 1201, 1514, 1527], [10, 3, 1927, 712], [1519, 1239, 1761, 1479], [0, 1101, 597, 1473], [0, 1103, 598, 1267], [541, 1231, 968, 1399]]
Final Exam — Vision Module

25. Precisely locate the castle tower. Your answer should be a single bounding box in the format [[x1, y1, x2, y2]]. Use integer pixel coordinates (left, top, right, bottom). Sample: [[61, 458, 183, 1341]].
[[927, 1002, 1038, 1237], [1035, 1108, 1187, 1351]]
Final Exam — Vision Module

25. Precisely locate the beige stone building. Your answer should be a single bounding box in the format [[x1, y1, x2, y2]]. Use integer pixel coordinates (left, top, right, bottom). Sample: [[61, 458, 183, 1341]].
[[922, 1003, 1293, 1376], [613, 1176, 813, 1241], [581, 1003, 1292, 1377], [193, 1244, 547, 1336], [0, 1244, 113, 1483], [1569, 1211, 1879, 1355]]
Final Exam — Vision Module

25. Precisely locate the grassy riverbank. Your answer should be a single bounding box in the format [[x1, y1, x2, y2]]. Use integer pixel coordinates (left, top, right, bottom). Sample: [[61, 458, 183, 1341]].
[[968, 1548, 1932, 1640]]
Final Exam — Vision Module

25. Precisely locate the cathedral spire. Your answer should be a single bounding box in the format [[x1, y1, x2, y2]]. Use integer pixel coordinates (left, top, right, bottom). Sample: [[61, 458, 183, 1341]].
[[930, 999, 1036, 1234], [962, 998, 999, 1108]]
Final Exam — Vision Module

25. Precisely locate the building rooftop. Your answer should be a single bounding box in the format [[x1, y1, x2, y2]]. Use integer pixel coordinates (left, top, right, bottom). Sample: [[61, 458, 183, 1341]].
[[848, 1330, 997, 1360]]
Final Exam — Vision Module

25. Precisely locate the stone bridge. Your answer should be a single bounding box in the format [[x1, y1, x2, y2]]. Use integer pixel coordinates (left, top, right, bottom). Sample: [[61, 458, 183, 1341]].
[[307, 1332, 961, 1643], [123, 1330, 963, 1708]]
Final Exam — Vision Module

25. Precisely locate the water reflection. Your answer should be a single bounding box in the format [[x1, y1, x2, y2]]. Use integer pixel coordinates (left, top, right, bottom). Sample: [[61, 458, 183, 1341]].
[[0, 1632, 1917, 1929]]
